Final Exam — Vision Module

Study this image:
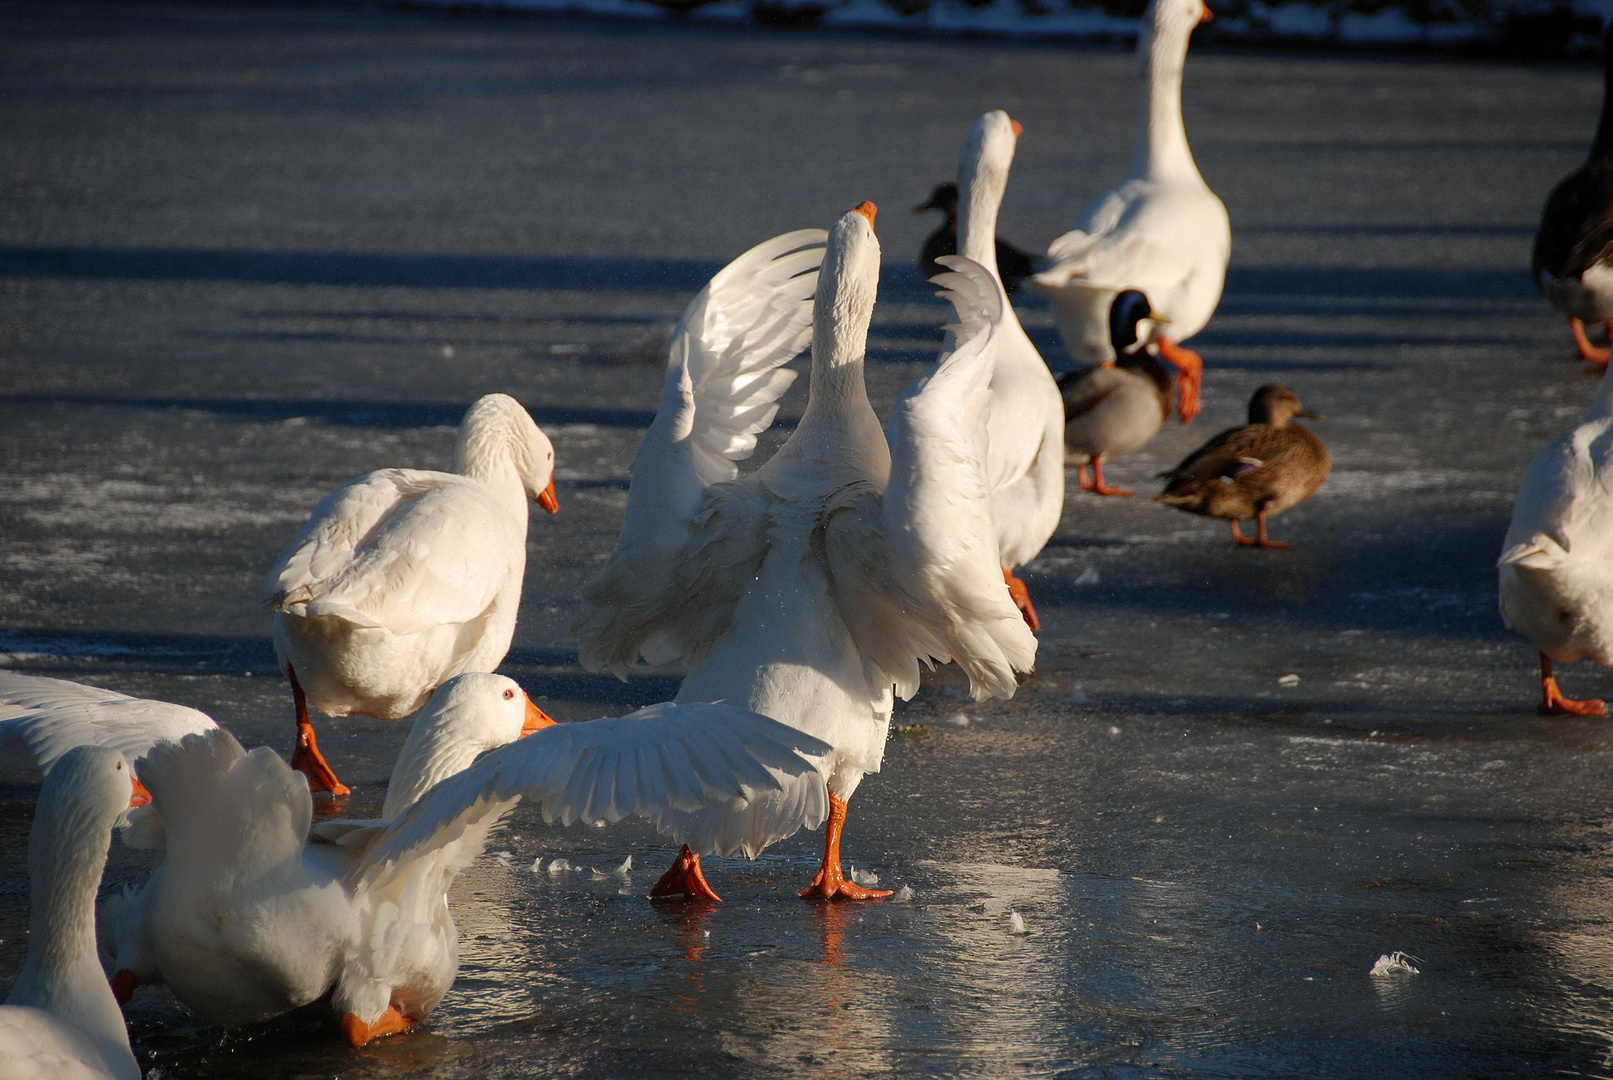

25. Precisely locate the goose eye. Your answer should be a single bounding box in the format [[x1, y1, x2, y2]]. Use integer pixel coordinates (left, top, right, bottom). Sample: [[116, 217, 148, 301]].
[[503, 689, 515, 700]]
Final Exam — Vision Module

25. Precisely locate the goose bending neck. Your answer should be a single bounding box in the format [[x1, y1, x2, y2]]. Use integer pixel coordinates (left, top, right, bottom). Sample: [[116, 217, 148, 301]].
[[451, 394, 543, 535], [383, 709, 496, 820], [1130, 12, 1201, 182]]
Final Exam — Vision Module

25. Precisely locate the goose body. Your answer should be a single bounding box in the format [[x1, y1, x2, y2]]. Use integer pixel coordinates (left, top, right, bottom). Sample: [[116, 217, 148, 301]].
[[1532, 24, 1613, 364], [576, 209, 1036, 900], [0, 745, 140, 1080], [1031, 0, 1227, 422], [1155, 383, 1328, 547], [261, 392, 558, 794], [1498, 361, 1613, 715]]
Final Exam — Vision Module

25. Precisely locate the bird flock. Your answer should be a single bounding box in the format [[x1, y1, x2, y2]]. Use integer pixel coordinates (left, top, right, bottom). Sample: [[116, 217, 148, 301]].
[[3, 0, 1613, 1072]]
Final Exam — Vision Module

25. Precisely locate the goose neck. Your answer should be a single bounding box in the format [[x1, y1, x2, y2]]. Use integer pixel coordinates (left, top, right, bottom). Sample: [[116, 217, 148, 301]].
[[382, 716, 488, 820], [1130, 18, 1200, 182], [957, 158, 1006, 280], [454, 432, 532, 533]]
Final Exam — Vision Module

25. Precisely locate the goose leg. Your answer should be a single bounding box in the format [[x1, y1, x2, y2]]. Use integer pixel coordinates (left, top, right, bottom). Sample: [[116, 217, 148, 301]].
[[1156, 336, 1204, 422], [1087, 458, 1132, 497], [799, 790, 891, 901], [1539, 653, 1607, 716], [340, 1005, 420, 1048], [1077, 465, 1095, 492], [287, 667, 351, 798], [1570, 318, 1611, 364], [1002, 566, 1041, 631], [650, 844, 722, 902]]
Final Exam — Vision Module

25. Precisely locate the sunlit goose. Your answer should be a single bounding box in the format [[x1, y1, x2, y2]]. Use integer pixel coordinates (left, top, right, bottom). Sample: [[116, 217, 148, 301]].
[[1532, 22, 1613, 365], [262, 392, 559, 797], [951, 111, 1066, 631], [1154, 383, 1328, 548], [575, 207, 1037, 901], [914, 181, 1037, 294], [0, 745, 140, 1080], [1498, 360, 1613, 715], [89, 673, 824, 1046], [1031, 0, 1227, 424], [1058, 289, 1174, 497]]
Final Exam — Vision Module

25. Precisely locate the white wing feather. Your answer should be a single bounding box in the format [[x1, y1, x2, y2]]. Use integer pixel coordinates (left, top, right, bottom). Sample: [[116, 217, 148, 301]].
[[356, 702, 832, 887], [0, 672, 217, 779], [827, 257, 1038, 701]]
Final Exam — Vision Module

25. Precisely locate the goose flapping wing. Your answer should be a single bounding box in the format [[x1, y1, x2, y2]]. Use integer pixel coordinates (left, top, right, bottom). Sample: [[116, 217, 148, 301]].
[[826, 256, 1038, 702], [0, 671, 217, 779], [353, 701, 833, 889], [262, 468, 521, 634], [576, 230, 825, 676]]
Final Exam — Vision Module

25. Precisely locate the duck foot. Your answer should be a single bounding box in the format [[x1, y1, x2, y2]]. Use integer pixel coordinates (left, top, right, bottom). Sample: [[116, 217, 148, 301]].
[[1539, 653, 1607, 717], [650, 845, 722, 902], [340, 1005, 419, 1048], [1230, 513, 1291, 549], [110, 970, 137, 1006], [1156, 336, 1204, 422], [798, 792, 891, 902], [288, 667, 351, 798], [1085, 459, 1132, 497], [1002, 567, 1041, 631], [1570, 318, 1612, 364]]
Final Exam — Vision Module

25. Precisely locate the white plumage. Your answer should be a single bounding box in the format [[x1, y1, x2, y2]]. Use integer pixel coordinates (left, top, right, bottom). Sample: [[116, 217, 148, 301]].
[[1031, 0, 1228, 421], [575, 208, 1036, 899], [0, 745, 140, 1080], [1498, 364, 1613, 715]]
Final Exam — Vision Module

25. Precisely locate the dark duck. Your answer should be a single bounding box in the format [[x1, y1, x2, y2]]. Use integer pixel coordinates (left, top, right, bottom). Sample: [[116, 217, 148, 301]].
[[1154, 383, 1329, 548], [1533, 22, 1613, 364], [915, 181, 1036, 294]]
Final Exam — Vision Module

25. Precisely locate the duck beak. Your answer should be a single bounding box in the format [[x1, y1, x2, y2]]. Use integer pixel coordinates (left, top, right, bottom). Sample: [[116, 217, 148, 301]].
[[536, 478, 559, 514], [522, 694, 557, 736], [1295, 408, 1325, 421], [1009, 118, 1024, 138], [1198, 2, 1213, 22], [129, 777, 152, 808], [852, 201, 878, 227]]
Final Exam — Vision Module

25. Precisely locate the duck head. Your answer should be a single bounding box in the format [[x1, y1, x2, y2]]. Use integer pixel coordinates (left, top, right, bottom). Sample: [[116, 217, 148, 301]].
[[1248, 383, 1324, 426], [1108, 289, 1168, 358], [914, 182, 960, 228], [453, 393, 559, 514]]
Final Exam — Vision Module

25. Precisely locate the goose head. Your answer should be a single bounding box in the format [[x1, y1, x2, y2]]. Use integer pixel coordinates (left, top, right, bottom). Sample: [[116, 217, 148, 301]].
[[33, 745, 133, 860], [381, 672, 554, 820], [1140, 0, 1212, 75], [1108, 289, 1168, 358], [1248, 383, 1324, 427], [453, 393, 559, 514]]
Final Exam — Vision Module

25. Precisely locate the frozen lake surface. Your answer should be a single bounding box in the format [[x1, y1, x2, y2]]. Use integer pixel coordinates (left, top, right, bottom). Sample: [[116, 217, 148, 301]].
[[2, 3, 1612, 1076]]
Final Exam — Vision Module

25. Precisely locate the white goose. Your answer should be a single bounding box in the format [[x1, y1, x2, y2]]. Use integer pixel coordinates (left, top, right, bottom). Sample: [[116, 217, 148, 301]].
[[1498, 361, 1613, 716], [953, 110, 1066, 632], [0, 745, 140, 1080], [0, 672, 826, 1046], [262, 392, 559, 797], [1031, 0, 1228, 424], [576, 206, 1037, 901]]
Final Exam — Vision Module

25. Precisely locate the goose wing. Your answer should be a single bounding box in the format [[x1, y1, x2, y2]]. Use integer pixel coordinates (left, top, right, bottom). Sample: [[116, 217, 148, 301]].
[[1501, 419, 1613, 570], [0, 672, 216, 779], [826, 256, 1038, 702]]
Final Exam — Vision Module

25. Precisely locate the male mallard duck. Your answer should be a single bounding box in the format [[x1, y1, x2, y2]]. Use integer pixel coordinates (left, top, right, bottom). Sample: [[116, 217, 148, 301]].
[[915, 181, 1036, 294], [1498, 358, 1613, 716], [1057, 289, 1182, 497], [1154, 383, 1328, 548], [1532, 22, 1613, 365], [1030, 0, 1227, 423]]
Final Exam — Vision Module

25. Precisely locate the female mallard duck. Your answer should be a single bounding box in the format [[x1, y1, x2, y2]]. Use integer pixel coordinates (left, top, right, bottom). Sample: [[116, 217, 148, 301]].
[[1498, 357, 1613, 716], [914, 182, 1036, 294], [1057, 289, 1182, 497], [1154, 383, 1328, 548], [1532, 23, 1613, 365], [1030, 0, 1227, 423]]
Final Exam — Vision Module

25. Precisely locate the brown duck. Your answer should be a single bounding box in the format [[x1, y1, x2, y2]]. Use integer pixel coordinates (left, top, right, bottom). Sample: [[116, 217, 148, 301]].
[[1154, 383, 1329, 548]]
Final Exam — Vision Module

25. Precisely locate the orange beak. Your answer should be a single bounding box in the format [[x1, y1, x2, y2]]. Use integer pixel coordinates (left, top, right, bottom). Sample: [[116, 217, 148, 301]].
[[1010, 119, 1024, 138], [1198, 2, 1213, 21], [852, 201, 877, 227], [536, 477, 559, 514], [522, 694, 557, 735], [129, 777, 152, 808]]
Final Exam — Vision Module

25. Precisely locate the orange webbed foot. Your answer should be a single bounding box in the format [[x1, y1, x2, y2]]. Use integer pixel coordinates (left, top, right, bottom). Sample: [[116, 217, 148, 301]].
[[291, 721, 351, 798], [649, 845, 722, 902], [1001, 568, 1041, 631], [798, 865, 892, 902], [340, 1006, 420, 1048], [1542, 678, 1607, 717]]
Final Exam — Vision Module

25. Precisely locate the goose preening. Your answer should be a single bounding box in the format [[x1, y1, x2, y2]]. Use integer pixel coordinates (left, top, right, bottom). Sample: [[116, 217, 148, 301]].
[[1057, 289, 1176, 496], [575, 207, 1036, 901], [1031, 0, 1228, 425], [1154, 383, 1328, 548], [0, 745, 140, 1080], [1532, 23, 1613, 365], [915, 181, 1037, 295], [1498, 359, 1613, 716], [262, 392, 559, 798], [0, 672, 826, 1047], [952, 111, 1066, 631]]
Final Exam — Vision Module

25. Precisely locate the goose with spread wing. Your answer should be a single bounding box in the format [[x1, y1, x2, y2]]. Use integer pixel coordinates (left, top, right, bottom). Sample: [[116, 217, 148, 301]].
[[0, 745, 141, 1080], [575, 206, 1037, 902], [1031, 0, 1227, 423], [1499, 359, 1613, 715], [262, 392, 559, 798]]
